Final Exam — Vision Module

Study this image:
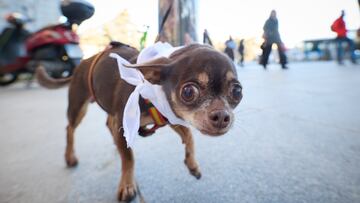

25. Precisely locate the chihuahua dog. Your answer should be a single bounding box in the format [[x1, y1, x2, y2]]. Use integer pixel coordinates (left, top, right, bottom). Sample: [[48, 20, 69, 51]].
[[36, 42, 242, 202]]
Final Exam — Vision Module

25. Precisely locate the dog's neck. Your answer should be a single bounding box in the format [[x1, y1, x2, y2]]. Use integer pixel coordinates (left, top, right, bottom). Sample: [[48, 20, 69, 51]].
[[109, 42, 189, 148]]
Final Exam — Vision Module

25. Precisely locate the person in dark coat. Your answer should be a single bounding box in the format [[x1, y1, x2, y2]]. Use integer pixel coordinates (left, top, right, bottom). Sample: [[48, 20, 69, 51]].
[[203, 29, 213, 46], [260, 10, 288, 69], [238, 39, 245, 66], [224, 36, 236, 61]]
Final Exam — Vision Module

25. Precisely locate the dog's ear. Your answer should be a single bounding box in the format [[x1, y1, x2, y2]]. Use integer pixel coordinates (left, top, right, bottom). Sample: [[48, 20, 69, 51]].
[[125, 57, 172, 84]]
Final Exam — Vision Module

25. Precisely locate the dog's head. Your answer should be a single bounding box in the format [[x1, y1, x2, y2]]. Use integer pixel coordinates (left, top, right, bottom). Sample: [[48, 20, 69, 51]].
[[130, 44, 242, 136]]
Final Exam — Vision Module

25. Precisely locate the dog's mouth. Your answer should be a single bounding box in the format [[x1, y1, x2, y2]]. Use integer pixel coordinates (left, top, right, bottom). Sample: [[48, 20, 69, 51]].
[[199, 128, 228, 136], [197, 122, 232, 136]]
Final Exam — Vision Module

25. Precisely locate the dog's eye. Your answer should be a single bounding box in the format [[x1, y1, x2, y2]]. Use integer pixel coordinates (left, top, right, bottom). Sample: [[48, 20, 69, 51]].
[[231, 84, 242, 101], [181, 84, 200, 103]]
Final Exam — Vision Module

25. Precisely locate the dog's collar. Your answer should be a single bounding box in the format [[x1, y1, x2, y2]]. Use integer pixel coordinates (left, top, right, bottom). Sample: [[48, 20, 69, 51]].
[[109, 42, 188, 148], [138, 98, 168, 137], [87, 46, 111, 109]]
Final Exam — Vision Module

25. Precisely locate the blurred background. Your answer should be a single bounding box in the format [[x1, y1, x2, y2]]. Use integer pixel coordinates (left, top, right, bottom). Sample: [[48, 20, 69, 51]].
[[1, 0, 359, 60], [1, 1, 360, 203]]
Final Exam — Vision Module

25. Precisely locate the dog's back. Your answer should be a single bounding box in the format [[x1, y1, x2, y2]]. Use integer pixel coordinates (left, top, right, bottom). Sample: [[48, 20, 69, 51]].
[[90, 45, 139, 114]]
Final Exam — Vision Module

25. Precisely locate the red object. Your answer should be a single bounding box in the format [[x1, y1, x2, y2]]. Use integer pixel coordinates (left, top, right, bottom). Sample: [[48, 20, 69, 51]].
[[0, 57, 30, 74], [25, 24, 79, 52], [1, 24, 78, 74], [0, 10, 84, 86], [331, 17, 347, 38], [0, 23, 81, 86]]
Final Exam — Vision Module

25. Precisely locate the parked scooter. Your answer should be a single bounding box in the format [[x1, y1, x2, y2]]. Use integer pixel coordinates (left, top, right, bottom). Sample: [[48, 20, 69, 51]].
[[0, 0, 94, 86]]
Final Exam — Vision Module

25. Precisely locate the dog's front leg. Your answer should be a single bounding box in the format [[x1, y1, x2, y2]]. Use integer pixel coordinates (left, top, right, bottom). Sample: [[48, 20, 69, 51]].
[[170, 125, 201, 179], [107, 116, 137, 202]]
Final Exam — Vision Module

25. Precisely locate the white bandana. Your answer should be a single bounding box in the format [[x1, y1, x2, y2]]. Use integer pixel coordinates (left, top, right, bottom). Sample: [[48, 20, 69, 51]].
[[109, 42, 188, 148]]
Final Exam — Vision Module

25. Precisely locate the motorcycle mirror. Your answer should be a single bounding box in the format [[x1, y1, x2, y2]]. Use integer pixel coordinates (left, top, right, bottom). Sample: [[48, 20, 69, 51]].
[[26, 18, 34, 23], [59, 16, 68, 24], [21, 6, 32, 22]]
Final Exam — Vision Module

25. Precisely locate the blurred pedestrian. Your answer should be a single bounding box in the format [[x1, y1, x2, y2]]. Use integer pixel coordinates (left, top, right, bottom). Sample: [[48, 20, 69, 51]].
[[260, 10, 288, 69], [331, 10, 357, 64], [203, 29, 213, 46], [224, 36, 236, 61], [238, 39, 245, 66]]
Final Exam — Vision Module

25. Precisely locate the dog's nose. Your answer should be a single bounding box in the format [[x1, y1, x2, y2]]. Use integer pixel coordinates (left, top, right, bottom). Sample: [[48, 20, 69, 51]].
[[209, 110, 230, 129]]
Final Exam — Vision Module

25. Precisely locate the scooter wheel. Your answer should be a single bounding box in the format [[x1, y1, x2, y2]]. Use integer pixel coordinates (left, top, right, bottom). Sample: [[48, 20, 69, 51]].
[[0, 73, 18, 86]]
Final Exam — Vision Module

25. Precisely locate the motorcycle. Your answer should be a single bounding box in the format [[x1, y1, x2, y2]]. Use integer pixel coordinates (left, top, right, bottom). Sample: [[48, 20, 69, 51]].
[[0, 0, 94, 86]]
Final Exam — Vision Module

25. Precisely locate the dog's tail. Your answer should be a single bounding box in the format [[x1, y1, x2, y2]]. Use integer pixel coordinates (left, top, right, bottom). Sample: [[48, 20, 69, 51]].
[[35, 66, 72, 89]]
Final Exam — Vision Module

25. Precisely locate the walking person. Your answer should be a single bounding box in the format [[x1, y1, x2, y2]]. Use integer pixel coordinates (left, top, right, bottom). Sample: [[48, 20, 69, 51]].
[[203, 29, 213, 46], [224, 36, 236, 61], [260, 10, 288, 69], [238, 39, 245, 66], [331, 10, 357, 65]]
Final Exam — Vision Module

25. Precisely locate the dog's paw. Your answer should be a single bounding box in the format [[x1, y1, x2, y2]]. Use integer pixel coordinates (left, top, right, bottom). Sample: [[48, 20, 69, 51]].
[[184, 159, 202, 179], [118, 182, 137, 202], [189, 167, 202, 179], [65, 153, 78, 167]]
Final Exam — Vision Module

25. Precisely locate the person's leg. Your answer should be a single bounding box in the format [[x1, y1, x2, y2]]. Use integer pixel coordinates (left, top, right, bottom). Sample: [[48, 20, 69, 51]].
[[225, 47, 233, 61], [336, 37, 345, 64], [239, 54, 243, 66], [277, 43, 288, 69], [229, 49, 234, 61], [345, 37, 357, 63], [260, 43, 272, 68], [240, 53, 244, 66]]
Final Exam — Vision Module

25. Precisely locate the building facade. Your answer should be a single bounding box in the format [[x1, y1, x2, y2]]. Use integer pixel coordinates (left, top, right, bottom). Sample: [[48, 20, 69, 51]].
[[158, 0, 198, 46]]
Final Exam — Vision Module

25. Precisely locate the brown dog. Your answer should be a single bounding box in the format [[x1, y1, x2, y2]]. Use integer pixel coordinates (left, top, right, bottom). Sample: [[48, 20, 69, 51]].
[[36, 42, 243, 201]]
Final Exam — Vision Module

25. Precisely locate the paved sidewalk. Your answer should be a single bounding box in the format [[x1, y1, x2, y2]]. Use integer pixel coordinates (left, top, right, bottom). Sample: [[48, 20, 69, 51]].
[[0, 61, 360, 203]]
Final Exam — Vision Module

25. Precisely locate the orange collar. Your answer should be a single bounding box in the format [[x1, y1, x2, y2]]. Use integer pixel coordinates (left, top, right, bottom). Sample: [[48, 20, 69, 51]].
[[87, 47, 110, 109]]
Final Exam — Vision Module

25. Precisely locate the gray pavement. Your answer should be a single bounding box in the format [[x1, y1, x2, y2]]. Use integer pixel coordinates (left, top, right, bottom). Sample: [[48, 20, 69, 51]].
[[1, 61, 360, 203]]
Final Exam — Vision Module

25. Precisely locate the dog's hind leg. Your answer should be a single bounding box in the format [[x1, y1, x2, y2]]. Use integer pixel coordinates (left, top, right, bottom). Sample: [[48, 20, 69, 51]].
[[65, 82, 90, 167], [170, 125, 202, 179], [107, 115, 137, 202]]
